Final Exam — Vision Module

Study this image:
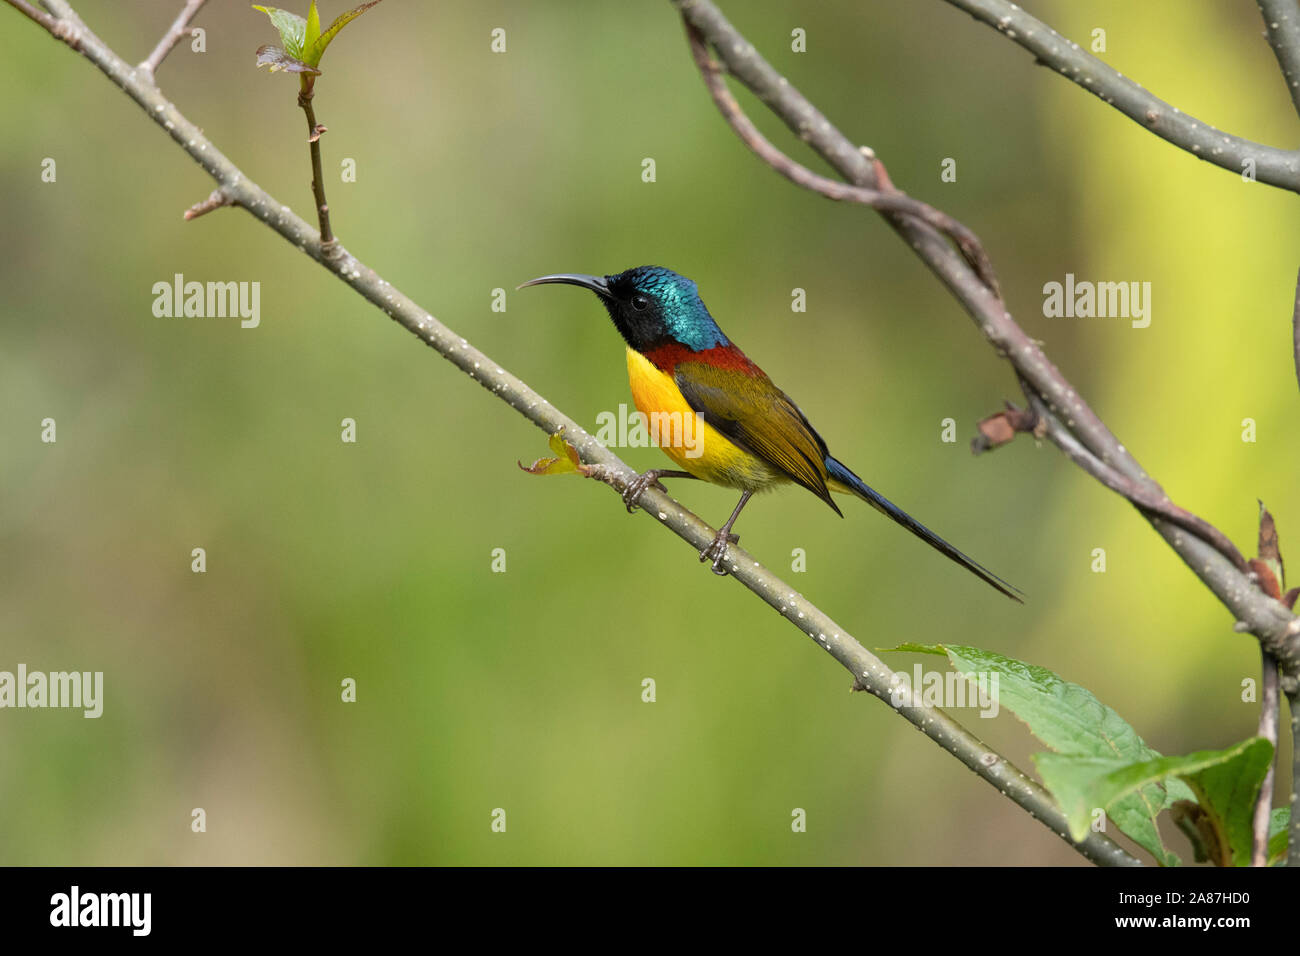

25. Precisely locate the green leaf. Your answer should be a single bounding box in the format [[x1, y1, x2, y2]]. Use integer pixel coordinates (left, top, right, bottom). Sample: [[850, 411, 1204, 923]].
[[1035, 738, 1272, 866], [304, 0, 384, 68], [518, 431, 594, 477], [880, 642, 1188, 865], [305, 1, 322, 53], [252, 6, 307, 59], [1182, 738, 1275, 866], [1268, 808, 1289, 866], [255, 44, 320, 76]]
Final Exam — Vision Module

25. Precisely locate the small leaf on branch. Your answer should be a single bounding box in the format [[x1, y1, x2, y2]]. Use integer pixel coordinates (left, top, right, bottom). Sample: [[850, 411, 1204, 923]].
[[304, 0, 384, 68], [518, 431, 594, 477], [255, 44, 321, 75], [305, 0, 322, 53], [252, 6, 308, 59]]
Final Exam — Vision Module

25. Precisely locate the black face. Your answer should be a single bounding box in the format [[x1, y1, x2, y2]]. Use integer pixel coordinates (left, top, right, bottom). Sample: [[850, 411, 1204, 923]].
[[519, 265, 725, 354], [599, 269, 675, 352]]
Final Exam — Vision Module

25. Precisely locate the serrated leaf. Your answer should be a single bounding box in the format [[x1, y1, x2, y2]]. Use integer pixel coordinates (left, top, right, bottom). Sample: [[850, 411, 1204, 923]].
[[304, 0, 384, 68], [1035, 738, 1272, 867], [255, 44, 321, 75], [518, 431, 586, 476], [879, 642, 1189, 865], [252, 5, 307, 59]]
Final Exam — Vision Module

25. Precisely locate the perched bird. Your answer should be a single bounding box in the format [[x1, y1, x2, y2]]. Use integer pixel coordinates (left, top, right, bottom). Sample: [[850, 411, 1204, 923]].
[[519, 265, 1021, 600]]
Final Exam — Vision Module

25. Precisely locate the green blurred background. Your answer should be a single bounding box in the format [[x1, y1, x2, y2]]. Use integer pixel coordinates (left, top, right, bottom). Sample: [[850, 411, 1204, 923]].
[[2, 0, 1296, 865]]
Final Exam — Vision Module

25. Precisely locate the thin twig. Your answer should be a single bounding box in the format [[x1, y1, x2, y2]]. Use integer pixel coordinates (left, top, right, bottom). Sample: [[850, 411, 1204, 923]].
[[138, 0, 206, 82], [1257, 0, 1300, 118], [1252, 650, 1280, 866], [941, 0, 1300, 192], [683, 21, 1000, 297], [9, 0, 54, 30], [298, 87, 334, 247], [5, 0, 1143, 867]]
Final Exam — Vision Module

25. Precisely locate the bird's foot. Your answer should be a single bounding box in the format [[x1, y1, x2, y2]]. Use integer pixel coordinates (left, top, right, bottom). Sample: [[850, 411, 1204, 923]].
[[621, 471, 667, 513], [699, 529, 740, 576]]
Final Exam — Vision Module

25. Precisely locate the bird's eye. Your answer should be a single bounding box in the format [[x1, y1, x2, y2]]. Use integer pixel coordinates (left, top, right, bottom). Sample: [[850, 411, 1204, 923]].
[[631, 294, 650, 311]]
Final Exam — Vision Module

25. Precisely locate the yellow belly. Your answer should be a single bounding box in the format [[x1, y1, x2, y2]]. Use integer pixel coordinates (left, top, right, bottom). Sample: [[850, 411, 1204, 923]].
[[625, 346, 784, 492]]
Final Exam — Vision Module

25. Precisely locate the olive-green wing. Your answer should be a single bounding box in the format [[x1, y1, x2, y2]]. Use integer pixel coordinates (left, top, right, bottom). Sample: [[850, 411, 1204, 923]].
[[674, 360, 839, 513]]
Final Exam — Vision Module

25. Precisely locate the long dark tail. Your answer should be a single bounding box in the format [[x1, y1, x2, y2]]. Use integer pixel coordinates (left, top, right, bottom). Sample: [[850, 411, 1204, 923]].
[[825, 456, 1023, 602]]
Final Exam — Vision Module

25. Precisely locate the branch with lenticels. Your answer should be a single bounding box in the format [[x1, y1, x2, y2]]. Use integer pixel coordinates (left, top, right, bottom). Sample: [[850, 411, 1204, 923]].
[[4, 0, 1151, 866], [674, 0, 1300, 868]]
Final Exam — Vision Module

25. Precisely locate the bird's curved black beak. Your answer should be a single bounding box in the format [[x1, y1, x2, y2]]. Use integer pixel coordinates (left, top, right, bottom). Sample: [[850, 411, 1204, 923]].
[[516, 273, 611, 297]]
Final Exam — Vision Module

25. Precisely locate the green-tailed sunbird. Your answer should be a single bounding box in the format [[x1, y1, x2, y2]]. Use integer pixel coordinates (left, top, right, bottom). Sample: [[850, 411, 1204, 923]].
[[520, 265, 1021, 601]]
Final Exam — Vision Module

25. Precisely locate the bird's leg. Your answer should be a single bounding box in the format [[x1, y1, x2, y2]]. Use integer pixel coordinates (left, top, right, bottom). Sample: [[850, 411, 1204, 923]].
[[621, 468, 697, 513], [701, 490, 754, 576]]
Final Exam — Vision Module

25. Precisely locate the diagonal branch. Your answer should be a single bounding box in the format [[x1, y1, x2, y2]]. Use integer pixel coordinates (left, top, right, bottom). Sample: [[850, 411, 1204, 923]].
[[5, 0, 1142, 866], [940, 0, 1300, 192], [139, 0, 206, 83], [1257, 0, 1300, 118], [673, 0, 1300, 689]]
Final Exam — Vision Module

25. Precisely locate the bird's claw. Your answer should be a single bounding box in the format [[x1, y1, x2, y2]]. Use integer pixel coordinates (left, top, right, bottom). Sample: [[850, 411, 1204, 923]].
[[700, 530, 740, 576], [622, 472, 666, 513]]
